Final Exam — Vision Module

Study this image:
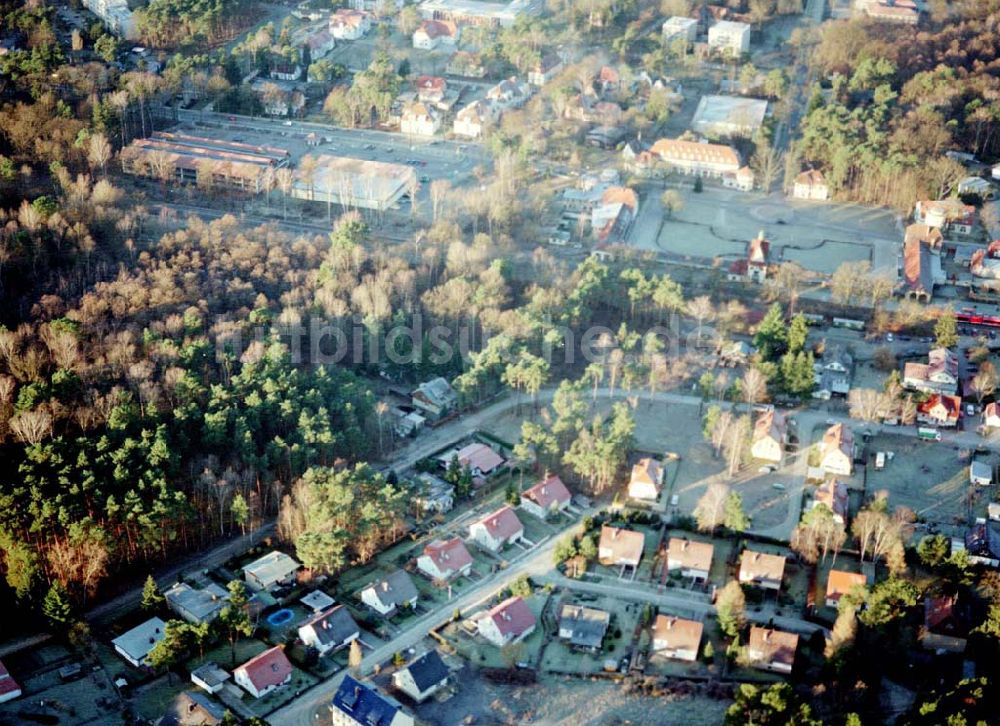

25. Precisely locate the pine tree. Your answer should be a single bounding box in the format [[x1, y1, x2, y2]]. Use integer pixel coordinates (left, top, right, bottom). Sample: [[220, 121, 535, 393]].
[[141, 575, 164, 611], [219, 580, 253, 666], [43, 582, 73, 626]]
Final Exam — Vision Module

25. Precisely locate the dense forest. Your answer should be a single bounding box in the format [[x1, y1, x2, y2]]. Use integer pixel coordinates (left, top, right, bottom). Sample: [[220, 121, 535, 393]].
[[799, 1, 1000, 207]]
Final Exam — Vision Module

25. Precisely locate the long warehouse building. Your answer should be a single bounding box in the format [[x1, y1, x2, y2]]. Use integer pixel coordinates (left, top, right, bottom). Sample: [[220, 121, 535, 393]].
[[291, 155, 416, 211], [120, 132, 290, 193]]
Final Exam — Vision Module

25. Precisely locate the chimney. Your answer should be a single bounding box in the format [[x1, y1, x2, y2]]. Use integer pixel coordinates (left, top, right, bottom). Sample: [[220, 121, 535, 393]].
[[667, 618, 674, 630], [381, 581, 389, 592], [764, 630, 772, 642]]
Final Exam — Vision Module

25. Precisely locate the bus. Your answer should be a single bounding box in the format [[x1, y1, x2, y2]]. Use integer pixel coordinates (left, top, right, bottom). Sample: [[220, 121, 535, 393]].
[[918, 427, 942, 442]]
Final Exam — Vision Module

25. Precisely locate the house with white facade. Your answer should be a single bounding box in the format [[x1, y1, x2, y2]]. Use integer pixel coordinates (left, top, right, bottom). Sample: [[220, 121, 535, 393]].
[[477, 596, 536, 647], [468, 506, 523, 552], [453, 99, 499, 139], [417, 538, 473, 581], [298, 606, 360, 657], [793, 169, 829, 200], [627, 458, 663, 501], [520, 474, 572, 519], [360, 570, 419, 617], [666, 538, 714, 582], [330, 9, 371, 40], [400, 102, 441, 136], [413, 19, 459, 49], [243, 551, 301, 592], [392, 651, 449, 703], [112, 617, 166, 667], [651, 615, 703, 661], [233, 646, 292, 699]]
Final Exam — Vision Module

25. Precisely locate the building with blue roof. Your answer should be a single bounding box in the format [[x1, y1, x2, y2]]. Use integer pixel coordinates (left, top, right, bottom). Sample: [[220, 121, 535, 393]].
[[331, 675, 414, 726]]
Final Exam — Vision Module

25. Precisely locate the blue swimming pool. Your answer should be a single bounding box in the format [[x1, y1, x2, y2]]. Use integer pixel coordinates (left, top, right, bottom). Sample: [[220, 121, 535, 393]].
[[267, 608, 294, 627]]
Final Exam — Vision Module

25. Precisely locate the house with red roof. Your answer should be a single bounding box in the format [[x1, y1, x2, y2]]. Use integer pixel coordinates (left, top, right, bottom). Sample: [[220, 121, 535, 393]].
[[233, 646, 293, 699], [415, 75, 447, 104], [417, 538, 473, 581], [650, 138, 742, 179], [793, 169, 829, 200], [468, 506, 523, 552], [520, 474, 572, 519], [0, 660, 20, 704], [818, 423, 854, 476], [825, 570, 866, 608], [413, 19, 459, 50], [810, 479, 849, 524], [917, 393, 961, 428], [746, 231, 770, 283], [438, 442, 506, 478], [477, 596, 537, 647]]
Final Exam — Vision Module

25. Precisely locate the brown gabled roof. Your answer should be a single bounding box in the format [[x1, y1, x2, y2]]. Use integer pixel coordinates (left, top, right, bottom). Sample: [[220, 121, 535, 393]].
[[814, 479, 848, 518], [598, 525, 645, 564], [416, 75, 446, 91], [739, 550, 786, 583], [825, 570, 866, 604], [629, 457, 661, 487], [822, 423, 853, 456], [667, 538, 714, 572], [918, 393, 961, 422], [651, 614, 703, 651], [905, 223, 944, 250], [523, 475, 571, 510], [749, 627, 798, 667], [748, 231, 769, 264], [417, 19, 457, 39], [753, 409, 785, 443], [795, 169, 826, 187], [601, 186, 638, 212]]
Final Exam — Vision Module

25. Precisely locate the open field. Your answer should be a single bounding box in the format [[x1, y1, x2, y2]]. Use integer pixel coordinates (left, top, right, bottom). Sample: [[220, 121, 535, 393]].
[[865, 433, 987, 538]]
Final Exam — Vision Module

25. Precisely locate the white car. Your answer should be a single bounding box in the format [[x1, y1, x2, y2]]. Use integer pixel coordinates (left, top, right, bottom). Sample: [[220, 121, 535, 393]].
[[758, 465, 777, 474]]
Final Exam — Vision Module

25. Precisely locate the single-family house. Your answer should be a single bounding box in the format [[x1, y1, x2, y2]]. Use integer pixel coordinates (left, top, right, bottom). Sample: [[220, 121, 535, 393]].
[[651, 615, 703, 661], [920, 595, 969, 653], [412, 19, 458, 50], [164, 581, 229, 624], [862, 0, 920, 23], [520, 474, 572, 519], [392, 650, 449, 703], [819, 423, 854, 476], [112, 617, 167, 667], [331, 675, 415, 726], [330, 9, 371, 40], [486, 77, 532, 109], [453, 99, 499, 139], [792, 169, 829, 200], [298, 605, 360, 656], [984, 402, 1000, 429], [825, 570, 866, 608], [269, 62, 301, 82], [915, 199, 976, 236], [739, 550, 786, 590], [598, 525, 645, 568], [233, 646, 292, 699], [190, 663, 230, 695], [415, 75, 447, 104], [527, 53, 562, 86], [417, 538, 473, 581], [662, 16, 698, 44], [243, 551, 301, 591], [666, 538, 714, 582], [305, 28, 336, 57], [468, 505, 523, 552], [971, 460, 993, 486], [903, 348, 958, 395], [748, 627, 798, 673], [360, 570, 419, 617], [411, 377, 457, 419], [477, 596, 536, 647], [917, 394, 961, 428], [958, 176, 995, 200], [439, 442, 506, 478], [708, 20, 751, 56], [591, 186, 638, 244], [0, 660, 20, 704], [811, 479, 848, 524], [751, 409, 785, 463], [722, 166, 755, 191], [156, 691, 225, 726], [558, 604, 610, 651], [413, 473, 455, 515], [400, 102, 440, 137], [252, 80, 306, 117], [627, 457, 663, 501]]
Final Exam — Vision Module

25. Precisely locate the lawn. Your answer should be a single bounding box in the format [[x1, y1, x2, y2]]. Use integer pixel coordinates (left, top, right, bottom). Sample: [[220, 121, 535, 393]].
[[540, 594, 641, 675], [443, 593, 551, 669]]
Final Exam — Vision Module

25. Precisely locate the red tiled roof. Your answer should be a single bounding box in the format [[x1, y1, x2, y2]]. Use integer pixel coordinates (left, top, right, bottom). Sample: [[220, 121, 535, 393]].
[[667, 538, 714, 572], [599, 525, 645, 564], [474, 505, 523, 540], [417, 19, 457, 38], [749, 627, 798, 667], [523, 475, 571, 510], [416, 75, 446, 91], [918, 393, 961, 422], [630, 458, 661, 487], [826, 570, 866, 604], [600, 186, 638, 211], [236, 646, 292, 691], [822, 423, 853, 455], [651, 614, 703, 651], [486, 596, 536, 638], [423, 537, 473, 573]]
